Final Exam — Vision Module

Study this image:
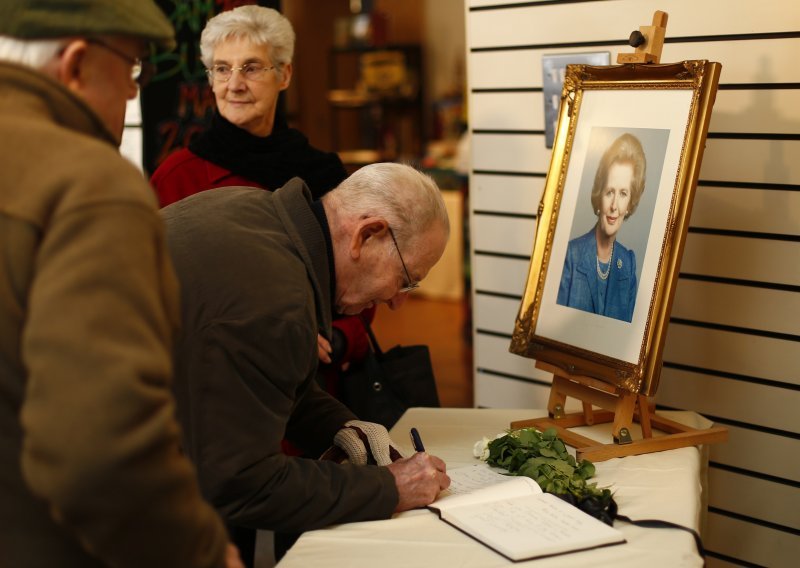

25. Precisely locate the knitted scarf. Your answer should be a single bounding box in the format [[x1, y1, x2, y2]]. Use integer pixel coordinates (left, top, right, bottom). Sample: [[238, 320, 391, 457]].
[[189, 111, 346, 199]]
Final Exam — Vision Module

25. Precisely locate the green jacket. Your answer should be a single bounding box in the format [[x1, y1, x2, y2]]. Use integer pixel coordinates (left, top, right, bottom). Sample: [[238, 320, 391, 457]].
[[0, 62, 228, 567], [162, 181, 398, 532]]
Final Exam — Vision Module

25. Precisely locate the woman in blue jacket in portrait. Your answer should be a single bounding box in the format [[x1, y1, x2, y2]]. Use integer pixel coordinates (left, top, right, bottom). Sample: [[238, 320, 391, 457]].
[[557, 133, 646, 323]]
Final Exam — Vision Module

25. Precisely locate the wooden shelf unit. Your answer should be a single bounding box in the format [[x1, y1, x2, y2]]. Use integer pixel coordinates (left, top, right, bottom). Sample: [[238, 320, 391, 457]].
[[327, 44, 424, 168]]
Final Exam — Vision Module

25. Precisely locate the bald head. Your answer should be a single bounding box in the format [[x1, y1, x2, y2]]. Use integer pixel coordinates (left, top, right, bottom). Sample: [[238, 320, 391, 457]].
[[322, 163, 450, 315], [323, 162, 450, 245]]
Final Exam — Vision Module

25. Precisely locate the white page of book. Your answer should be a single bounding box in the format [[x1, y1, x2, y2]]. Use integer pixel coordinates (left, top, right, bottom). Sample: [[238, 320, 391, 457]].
[[441, 492, 625, 561], [435, 464, 542, 509]]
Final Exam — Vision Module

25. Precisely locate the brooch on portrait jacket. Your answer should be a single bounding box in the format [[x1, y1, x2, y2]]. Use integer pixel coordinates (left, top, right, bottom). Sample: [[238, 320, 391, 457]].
[[617, 259, 623, 269]]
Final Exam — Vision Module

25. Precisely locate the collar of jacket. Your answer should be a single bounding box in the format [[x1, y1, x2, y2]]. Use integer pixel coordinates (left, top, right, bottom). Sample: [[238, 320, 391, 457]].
[[272, 178, 333, 338], [0, 61, 117, 146]]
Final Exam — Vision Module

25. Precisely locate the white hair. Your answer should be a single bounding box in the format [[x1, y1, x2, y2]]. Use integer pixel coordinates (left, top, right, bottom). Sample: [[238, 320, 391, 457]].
[[323, 163, 450, 250], [199, 5, 295, 71], [0, 36, 65, 69]]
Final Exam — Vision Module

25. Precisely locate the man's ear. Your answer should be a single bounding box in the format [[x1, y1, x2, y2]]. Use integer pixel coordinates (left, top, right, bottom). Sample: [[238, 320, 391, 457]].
[[349, 217, 389, 259], [55, 40, 89, 93]]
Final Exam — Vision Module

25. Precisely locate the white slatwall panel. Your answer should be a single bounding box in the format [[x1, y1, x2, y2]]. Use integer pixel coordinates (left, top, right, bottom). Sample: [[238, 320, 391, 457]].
[[471, 174, 543, 214], [475, 371, 552, 409], [466, 1, 800, 565], [469, 51, 543, 89], [468, 0, 797, 48], [468, 0, 542, 7], [120, 94, 143, 171], [471, 92, 544, 130], [702, 138, 800, 184], [663, 39, 800, 84], [657, 366, 800, 433], [472, 255, 530, 296], [680, 234, 800, 285], [708, 468, 799, 530], [119, 127, 143, 171], [711, 90, 800, 134], [692, 185, 800, 236], [663, 324, 799, 386], [473, 294, 521, 336], [470, 215, 535, 256], [705, 512, 799, 568], [471, 133, 550, 172], [475, 333, 551, 382], [671, 279, 800, 336], [707, 424, 800, 483], [469, 39, 800, 89]]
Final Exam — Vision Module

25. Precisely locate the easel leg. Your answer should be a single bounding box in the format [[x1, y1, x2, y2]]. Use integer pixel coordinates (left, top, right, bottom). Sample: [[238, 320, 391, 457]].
[[547, 376, 567, 419], [612, 393, 636, 443], [637, 394, 652, 438], [582, 401, 594, 425]]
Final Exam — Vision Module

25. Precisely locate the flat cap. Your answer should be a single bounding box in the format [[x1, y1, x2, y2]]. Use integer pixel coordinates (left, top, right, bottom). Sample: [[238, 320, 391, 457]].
[[0, 0, 175, 50]]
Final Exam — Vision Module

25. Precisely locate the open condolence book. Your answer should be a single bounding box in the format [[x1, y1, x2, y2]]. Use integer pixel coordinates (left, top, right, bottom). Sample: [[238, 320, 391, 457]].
[[429, 465, 625, 562]]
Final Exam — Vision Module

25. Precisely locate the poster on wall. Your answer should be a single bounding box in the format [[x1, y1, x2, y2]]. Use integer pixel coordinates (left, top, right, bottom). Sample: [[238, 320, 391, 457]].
[[141, 1, 278, 176], [541, 52, 610, 148]]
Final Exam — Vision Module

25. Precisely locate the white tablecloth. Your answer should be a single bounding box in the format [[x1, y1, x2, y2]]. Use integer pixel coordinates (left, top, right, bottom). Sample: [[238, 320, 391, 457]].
[[277, 408, 711, 567]]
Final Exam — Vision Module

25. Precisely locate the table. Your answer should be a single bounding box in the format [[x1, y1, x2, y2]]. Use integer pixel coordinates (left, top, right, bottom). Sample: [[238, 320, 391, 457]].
[[276, 408, 711, 567]]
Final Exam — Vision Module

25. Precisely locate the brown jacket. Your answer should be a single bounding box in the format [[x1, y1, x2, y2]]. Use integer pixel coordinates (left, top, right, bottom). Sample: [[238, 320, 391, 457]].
[[0, 62, 228, 567]]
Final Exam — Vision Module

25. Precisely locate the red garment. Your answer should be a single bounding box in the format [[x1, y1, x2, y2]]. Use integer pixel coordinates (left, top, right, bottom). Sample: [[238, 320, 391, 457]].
[[151, 148, 265, 207], [317, 308, 375, 399]]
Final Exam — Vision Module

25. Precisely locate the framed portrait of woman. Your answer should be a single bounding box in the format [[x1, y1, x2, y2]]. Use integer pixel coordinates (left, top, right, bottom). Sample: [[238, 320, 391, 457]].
[[510, 60, 721, 397]]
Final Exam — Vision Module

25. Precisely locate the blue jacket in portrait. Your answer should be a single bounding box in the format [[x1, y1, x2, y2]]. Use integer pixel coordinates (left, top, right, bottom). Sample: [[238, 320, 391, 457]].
[[556, 228, 638, 323]]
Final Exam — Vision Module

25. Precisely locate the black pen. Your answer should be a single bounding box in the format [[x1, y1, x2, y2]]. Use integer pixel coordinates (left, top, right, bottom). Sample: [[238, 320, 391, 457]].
[[410, 427, 425, 452]]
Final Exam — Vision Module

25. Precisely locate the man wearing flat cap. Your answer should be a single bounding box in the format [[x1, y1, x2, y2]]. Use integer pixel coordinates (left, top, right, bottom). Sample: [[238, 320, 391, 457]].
[[0, 1, 241, 566]]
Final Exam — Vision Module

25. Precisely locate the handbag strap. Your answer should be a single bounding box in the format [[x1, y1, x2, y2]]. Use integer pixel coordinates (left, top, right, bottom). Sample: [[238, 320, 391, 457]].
[[358, 313, 384, 357]]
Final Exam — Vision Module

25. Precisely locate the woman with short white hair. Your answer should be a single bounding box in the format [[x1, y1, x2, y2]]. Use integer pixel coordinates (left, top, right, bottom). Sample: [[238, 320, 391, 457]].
[[151, 5, 347, 206]]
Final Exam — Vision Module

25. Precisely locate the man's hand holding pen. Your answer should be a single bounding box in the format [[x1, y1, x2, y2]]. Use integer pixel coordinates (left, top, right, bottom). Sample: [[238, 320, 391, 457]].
[[386, 428, 450, 512]]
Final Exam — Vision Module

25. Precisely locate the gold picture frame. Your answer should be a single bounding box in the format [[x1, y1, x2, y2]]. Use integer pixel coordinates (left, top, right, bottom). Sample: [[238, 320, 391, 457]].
[[510, 60, 721, 398]]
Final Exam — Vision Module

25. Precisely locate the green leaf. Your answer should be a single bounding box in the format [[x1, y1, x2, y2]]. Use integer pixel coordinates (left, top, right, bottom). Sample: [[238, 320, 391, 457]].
[[577, 460, 595, 479], [542, 428, 558, 440], [552, 460, 575, 476], [538, 447, 559, 458]]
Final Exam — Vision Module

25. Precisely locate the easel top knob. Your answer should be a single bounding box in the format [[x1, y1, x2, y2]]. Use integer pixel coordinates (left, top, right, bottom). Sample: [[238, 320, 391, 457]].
[[617, 10, 668, 64]]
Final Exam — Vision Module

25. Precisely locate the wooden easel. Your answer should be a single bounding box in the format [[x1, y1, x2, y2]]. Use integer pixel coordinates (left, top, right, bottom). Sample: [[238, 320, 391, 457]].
[[510, 362, 728, 462], [510, 10, 728, 461]]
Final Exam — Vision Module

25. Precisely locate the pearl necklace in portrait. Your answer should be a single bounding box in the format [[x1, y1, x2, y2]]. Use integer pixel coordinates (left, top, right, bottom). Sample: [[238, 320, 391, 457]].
[[596, 240, 615, 281]]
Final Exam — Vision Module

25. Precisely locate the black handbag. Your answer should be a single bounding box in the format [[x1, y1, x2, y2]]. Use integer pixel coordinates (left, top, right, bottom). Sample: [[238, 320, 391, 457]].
[[340, 315, 440, 429]]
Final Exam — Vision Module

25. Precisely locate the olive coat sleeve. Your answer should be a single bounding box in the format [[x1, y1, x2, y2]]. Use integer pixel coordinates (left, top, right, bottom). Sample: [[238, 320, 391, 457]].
[[184, 316, 398, 533]]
